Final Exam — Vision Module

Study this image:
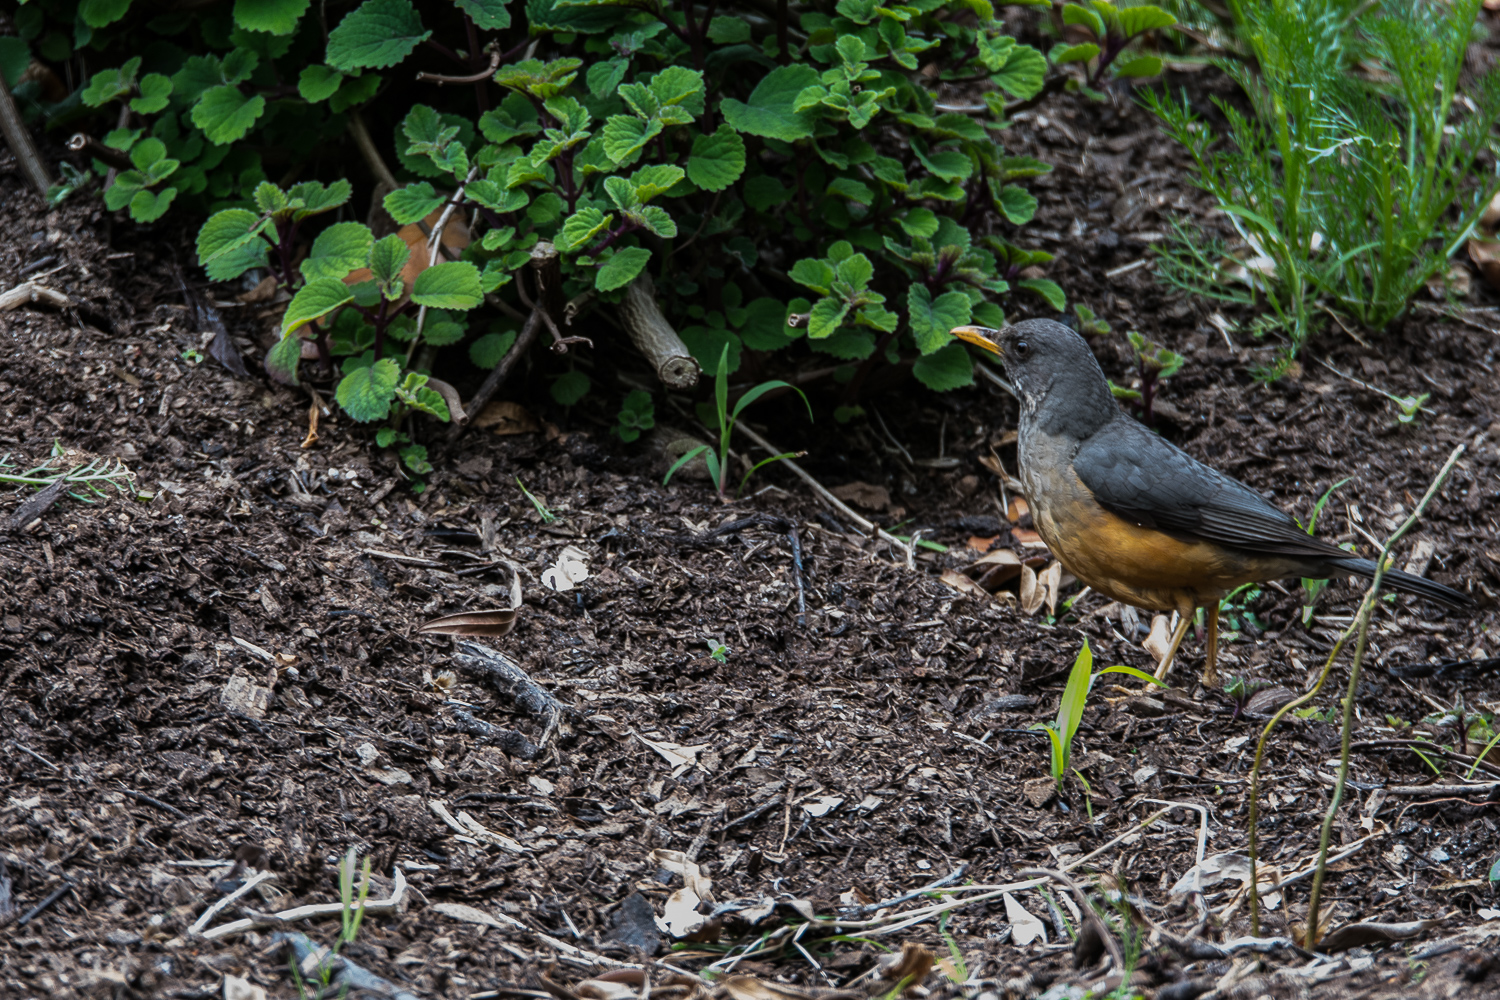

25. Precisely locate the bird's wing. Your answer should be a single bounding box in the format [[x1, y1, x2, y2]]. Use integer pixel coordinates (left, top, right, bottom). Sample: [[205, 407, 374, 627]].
[[1071, 417, 1344, 558]]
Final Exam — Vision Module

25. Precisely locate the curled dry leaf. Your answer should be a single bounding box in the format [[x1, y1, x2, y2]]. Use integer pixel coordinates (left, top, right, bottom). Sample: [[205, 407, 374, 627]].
[[1468, 238, 1500, 292], [940, 568, 993, 601], [476, 400, 541, 435], [417, 609, 519, 637], [875, 943, 935, 991], [650, 849, 713, 901]]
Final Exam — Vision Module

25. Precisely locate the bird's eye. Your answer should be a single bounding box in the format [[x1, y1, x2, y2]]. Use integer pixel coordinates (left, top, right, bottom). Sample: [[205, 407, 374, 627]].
[[1013, 341, 1030, 357]]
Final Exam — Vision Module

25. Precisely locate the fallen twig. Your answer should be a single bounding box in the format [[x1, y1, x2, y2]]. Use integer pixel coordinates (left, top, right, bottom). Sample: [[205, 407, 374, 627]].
[[0, 282, 71, 312], [189, 870, 275, 936], [451, 640, 570, 748], [447, 309, 542, 443], [200, 868, 407, 940], [16, 880, 73, 927], [0, 75, 52, 197]]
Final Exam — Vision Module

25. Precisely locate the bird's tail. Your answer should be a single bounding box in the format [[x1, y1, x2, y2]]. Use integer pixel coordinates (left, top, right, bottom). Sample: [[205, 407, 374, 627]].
[[1332, 557, 1472, 609]]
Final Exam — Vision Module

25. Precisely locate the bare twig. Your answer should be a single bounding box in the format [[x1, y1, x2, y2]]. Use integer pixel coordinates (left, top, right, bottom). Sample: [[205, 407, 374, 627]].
[[617, 273, 700, 388], [66, 133, 132, 171], [416, 48, 501, 84], [0, 75, 52, 197], [1304, 443, 1466, 949], [347, 111, 400, 191], [446, 308, 542, 443], [189, 870, 275, 936]]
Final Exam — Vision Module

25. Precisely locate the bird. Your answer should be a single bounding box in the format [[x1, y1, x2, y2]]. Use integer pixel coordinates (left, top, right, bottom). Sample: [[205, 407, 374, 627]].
[[950, 319, 1470, 686]]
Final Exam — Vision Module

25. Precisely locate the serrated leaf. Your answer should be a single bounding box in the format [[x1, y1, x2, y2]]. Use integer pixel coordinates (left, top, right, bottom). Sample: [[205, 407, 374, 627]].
[[600, 115, 662, 166], [826, 177, 873, 205], [264, 335, 303, 386], [457, 0, 512, 29], [197, 208, 267, 266], [301, 222, 374, 281], [470, 330, 517, 368], [288, 179, 353, 218], [234, 0, 311, 35], [997, 185, 1037, 224], [297, 64, 344, 102], [650, 65, 705, 117], [720, 64, 819, 141], [835, 252, 873, 290], [992, 44, 1047, 100], [422, 318, 466, 346], [595, 246, 651, 291], [192, 86, 266, 145], [687, 126, 745, 192], [587, 57, 628, 99], [634, 205, 676, 238], [1061, 3, 1105, 37], [326, 0, 431, 71], [330, 72, 381, 112], [808, 297, 850, 339], [283, 280, 356, 336], [630, 163, 685, 202], [253, 181, 291, 215], [1050, 42, 1100, 65], [912, 141, 972, 183], [1017, 277, 1066, 312], [206, 240, 271, 283], [604, 174, 637, 211], [131, 74, 173, 114], [411, 261, 483, 309], [82, 57, 140, 107], [79, 0, 132, 28], [384, 182, 446, 225], [912, 341, 974, 391], [907, 284, 972, 354], [369, 233, 411, 285], [336, 357, 401, 422], [738, 297, 798, 350], [556, 207, 612, 252], [809, 328, 874, 359], [789, 258, 834, 295], [901, 208, 939, 238], [551, 369, 590, 406], [129, 187, 176, 223]]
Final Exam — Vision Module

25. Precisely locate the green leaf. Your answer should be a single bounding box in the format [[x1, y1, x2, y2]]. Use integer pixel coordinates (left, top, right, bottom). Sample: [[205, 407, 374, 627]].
[[129, 187, 177, 222], [996, 185, 1037, 225], [719, 64, 820, 141], [384, 182, 446, 225], [708, 16, 750, 42], [556, 207, 613, 253], [634, 206, 677, 238], [1057, 639, 1093, 745], [234, 0, 311, 35], [302, 222, 374, 282], [330, 72, 381, 112], [283, 279, 356, 336], [325, 0, 431, 71], [1018, 277, 1066, 311], [82, 58, 140, 107], [0, 38, 29, 90], [192, 86, 267, 145], [411, 262, 483, 309], [299, 64, 344, 102], [680, 327, 743, 375], [1490, 856, 1500, 884], [912, 141, 972, 183], [457, 0, 512, 30], [551, 370, 590, 405], [1117, 5, 1176, 37], [900, 208, 940, 238], [808, 328, 874, 359], [79, 0, 133, 28], [587, 58, 629, 99], [1096, 665, 1168, 687], [789, 258, 835, 295], [600, 115, 663, 166], [422, 316, 466, 346], [738, 297, 797, 350], [1049, 42, 1100, 65], [595, 246, 651, 291], [631, 163, 685, 202], [1112, 54, 1163, 78], [264, 334, 303, 386], [131, 74, 173, 114], [807, 297, 850, 339], [197, 208, 267, 266], [1061, 3, 1105, 37], [289, 179, 353, 219], [912, 341, 974, 391], [206, 240, 271, 283], [336, 357, 401, 422], [907, 285, 972, 354], [650, 66, 706, 118], [470, 330, 517, 368], [688, 126, 746, 192]]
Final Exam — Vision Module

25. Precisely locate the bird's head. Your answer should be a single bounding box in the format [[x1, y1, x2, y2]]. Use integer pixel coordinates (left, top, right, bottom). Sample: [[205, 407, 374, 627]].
[[951, 318, 1116, 431]]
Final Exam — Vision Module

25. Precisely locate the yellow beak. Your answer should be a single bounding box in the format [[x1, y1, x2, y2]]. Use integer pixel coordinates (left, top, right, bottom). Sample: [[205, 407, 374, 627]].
[[951, 325, 1002, 356]]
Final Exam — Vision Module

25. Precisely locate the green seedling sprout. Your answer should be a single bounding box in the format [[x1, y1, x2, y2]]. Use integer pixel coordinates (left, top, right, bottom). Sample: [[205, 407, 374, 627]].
[[1034, 639, 1166, 789], [515, 477, 556, 523], [664, 344, 811, 501], [1, 453, 139, 503]]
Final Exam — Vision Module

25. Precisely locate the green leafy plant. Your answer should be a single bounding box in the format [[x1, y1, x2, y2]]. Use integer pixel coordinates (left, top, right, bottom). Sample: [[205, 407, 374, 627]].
[[1216, 582, 1265, 642], [1, 451, 139, 503], [289, 846, 372, 999], [1074, 302, 1111, 337], [1050, 2, 1178, 95], [1148, 0, 1500, 367], [516, 477, 556, 523], [1034, 639, 1164, 789], [665, 345, 811, 501], [613, 389, 655, 443], [1108, 330, 1182, 427]]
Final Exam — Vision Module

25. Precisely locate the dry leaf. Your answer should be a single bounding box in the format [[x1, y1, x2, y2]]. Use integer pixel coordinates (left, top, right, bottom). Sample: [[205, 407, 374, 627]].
[[301, 399, 319, 450], [940, 568, 992, 600], [1143, 614, 1173, 663], [830, 481, 891, 511], [970, 548, 1023, 591], [636, 733, 709, 776], [223, 975, 268, 1000], [1040, 560, 1062, 616], [1003, 892, 1047, 946], [237, 275, 278, 304], [1469, 238, 1500, 291], [719, 977, 862, 1000], [1022, 776, 1055, 808], [430, 901, 526, 931], [1008, 496, 1029, 523], [801, 795, 844, 817], [417, 609, 519, 637], [650, 849, 713, 900], [475, 400, 540, 435], [876, 943, 935, 990], [966, 535, 997, 552], [1019, 563, 1043, 615]]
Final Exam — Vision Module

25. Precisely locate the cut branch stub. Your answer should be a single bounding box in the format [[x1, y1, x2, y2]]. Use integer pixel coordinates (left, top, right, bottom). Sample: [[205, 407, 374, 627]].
[[618, 273, 701, 389]]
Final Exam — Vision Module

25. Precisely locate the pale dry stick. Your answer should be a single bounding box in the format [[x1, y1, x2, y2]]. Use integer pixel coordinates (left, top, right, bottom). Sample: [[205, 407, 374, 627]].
[[1143, 799, 1210, 928], [1305, 443, 1466, 949], [1219, 830, 1383, 926], [187, 869, 275, 936], [731, 421, 918, 566], [1247, 442, 1465, 937], [412, 163, 483, 351], [202, 869, 408, 940]]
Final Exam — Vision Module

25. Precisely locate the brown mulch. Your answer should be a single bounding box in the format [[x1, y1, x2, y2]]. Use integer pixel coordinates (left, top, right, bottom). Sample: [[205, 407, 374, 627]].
[[3, 71, 1500, 1000]]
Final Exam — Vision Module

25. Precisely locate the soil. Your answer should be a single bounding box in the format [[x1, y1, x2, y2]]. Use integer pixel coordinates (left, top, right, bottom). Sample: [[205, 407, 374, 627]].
[[4, 56, 1500, 1000]]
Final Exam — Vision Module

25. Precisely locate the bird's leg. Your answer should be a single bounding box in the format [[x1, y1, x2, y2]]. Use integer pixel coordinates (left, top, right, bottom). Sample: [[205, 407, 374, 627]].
[[1201, 599, 1221, 689], [1152, 612, 1194, 682]]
